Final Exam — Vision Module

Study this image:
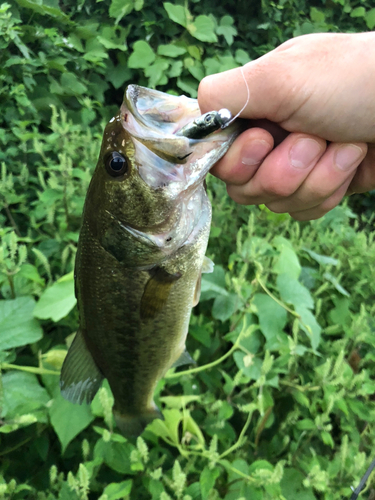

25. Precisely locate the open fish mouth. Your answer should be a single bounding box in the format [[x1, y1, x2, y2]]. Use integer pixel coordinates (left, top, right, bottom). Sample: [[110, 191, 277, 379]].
[[120, 85, 241, 190]]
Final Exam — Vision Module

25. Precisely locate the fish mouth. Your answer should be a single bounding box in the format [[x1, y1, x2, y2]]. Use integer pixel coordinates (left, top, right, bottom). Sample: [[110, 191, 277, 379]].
[[120, 85, 240, 190]]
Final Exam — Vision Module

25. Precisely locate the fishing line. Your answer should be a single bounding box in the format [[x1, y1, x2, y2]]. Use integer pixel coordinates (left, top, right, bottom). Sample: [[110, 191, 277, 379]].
[[176, 66, 250, 139], [349, 456, 375, 500], [221, 65, 250, 129]]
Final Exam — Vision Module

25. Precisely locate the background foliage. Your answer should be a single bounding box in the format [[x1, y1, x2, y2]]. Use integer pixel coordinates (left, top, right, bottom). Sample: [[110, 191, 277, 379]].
[[1, 0, 375, 498]]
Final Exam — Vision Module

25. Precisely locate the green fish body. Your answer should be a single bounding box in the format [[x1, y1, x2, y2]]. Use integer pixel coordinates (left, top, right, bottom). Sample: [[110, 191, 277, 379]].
[[60, 85, 239, 437]]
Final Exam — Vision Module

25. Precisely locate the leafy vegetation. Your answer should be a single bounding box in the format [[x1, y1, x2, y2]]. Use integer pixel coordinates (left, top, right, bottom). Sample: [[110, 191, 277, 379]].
[[1, 0, 375, 498]]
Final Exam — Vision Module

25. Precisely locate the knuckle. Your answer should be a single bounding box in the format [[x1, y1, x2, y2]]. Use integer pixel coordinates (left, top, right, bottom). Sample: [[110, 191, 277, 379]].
[[227, 185, 248, 205], [265, 202, 288, 214], [260, 177, 295, 198]]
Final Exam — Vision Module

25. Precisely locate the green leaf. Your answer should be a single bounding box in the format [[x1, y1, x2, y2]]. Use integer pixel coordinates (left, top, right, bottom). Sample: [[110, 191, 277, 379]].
[[303, 248, 338, 266], [168, 60, 183, 78], [200, 265, 227, 300], [147, 408, 181, 445], [350, 6, 365, 17], [1, 371, 50, 419], [102, 480, 133, 499], [323, 272, 350, 297], [97, 26, 128, 51], [49, 391, 95, 452], [18, 263, 44, 285], [276, 274, 314, 310], [0, 297, 43, 350], [216, 16, 237, 45], [233, 352, 262, 379], [60, 72, 87, 95], [107, 63, 133, 89], [163, 2, 187, 27], [212, 293, 239, 322], [235, 49, 251, 65], [187, 45, 201, 60], [281, 468, 316, 500], [366, 8, 375, 29], [200, 466, 220, 499], [296, 305, 321, 351], [157, 44, 186, 57], [14, 0, 70, 20], [177, 77, 198, 97], [252, 293, 287, 341], [310, 7, 325, 23], [128, 40, 156, 69], [109, 0, 135, 23], [329, 298, 351, 326], [145, 59, 170, 88], [273, 247, 301, 279], [187, 60, 205, 81], [188, 15, 218, 43], [33, 273, 76, 322]]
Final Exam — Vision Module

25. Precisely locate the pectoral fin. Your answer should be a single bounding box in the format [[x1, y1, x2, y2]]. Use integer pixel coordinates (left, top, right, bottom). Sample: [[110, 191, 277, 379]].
[[60, 329, 104, 405], [202, 256, 214, 274], [141, 267, 181, 320]]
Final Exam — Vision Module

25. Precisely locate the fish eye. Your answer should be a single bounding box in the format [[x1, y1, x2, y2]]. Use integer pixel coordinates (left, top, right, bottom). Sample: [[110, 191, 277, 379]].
[[105, 152, 128, 177]]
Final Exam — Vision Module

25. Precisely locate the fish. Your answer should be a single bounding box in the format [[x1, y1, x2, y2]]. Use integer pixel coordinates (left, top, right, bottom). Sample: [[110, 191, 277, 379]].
[[60, 84, 241, 437]]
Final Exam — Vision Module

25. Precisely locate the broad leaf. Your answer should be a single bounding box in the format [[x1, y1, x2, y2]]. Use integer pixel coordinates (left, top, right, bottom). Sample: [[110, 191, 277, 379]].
[[49, 392, 95, 452], [252, 293, 287, 341], [273, 246, 301, 279], [33, 272, 76, 322], [128, 40, 156, 69], [157, 44, 186, 57], [366, 8, 375, 29], [188, 15, 218, 43], [200, 466, 220, 499], [1, 371, 50, 419], [0, 296, 43, 350], [233, 352, 262, 379], [296, 305, 321, 350], [276, 274, 314, 310], [212, 293, 239, 322], [102, 480, 133, 500], [163, 2, 187, 27]]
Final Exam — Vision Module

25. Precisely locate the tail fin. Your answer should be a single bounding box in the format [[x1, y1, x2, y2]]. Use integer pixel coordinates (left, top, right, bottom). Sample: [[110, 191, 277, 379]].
[[113, 406, 163, 438]]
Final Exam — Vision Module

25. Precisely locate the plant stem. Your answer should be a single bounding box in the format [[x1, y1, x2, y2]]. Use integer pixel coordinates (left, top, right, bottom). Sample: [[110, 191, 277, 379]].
[[256, 276, 300, 317], [219, 409, 253, 459], [166, 321, 246, 380], [3, 203, 21, 237], [1, 363, 59, 376]]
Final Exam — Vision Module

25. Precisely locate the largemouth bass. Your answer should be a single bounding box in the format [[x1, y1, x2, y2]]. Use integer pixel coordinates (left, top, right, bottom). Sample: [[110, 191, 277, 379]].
[[60, 85, 240, 437]]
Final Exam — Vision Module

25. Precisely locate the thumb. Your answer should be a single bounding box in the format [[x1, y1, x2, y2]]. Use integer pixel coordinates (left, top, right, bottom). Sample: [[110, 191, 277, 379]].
[[197, 54, 292, 122]]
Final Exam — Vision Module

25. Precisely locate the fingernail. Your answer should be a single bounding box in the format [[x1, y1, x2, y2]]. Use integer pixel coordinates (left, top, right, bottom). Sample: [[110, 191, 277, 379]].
[[335, 145, 363, 171], [290, 139, 322, 169], [241, 140, 271, 165]]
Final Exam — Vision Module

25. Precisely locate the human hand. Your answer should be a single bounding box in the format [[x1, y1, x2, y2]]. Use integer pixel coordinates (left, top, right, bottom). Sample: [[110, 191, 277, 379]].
[[198, 32, 375, 220]]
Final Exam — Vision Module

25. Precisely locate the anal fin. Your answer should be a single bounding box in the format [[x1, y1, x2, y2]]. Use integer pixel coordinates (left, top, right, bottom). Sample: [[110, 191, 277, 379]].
[[60, 329, 104, 405], [172, 349, 195, 368]]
